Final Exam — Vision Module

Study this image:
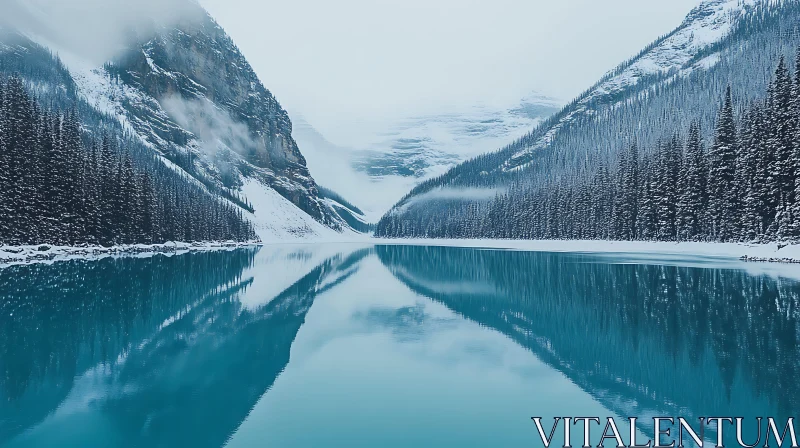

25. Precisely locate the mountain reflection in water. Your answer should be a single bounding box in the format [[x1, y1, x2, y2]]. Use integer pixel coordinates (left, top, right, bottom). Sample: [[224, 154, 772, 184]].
[[1, 245, 798, 447]]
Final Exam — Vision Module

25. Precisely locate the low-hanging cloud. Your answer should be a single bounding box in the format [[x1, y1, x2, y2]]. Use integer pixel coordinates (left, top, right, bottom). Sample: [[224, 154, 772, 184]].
[[399, 186, 506, 212], [4, 0, 203, 64], [161, 95, 259, 157]]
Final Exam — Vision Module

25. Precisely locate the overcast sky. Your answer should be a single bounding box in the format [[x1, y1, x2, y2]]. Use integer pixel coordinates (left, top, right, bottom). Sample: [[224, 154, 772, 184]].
[[201, 0, 702, 145]]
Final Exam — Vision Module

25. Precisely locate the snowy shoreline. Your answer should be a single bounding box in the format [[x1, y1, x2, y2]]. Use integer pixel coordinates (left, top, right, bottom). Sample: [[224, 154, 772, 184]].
[[342, 238, 800, 274], [5, 237, 800, 269], [245, 235, 800, 263], [0, 241, 262, 268], [272, 236, 800, 263], [368, 238, 800, 261], [369, 239, 800, 279]]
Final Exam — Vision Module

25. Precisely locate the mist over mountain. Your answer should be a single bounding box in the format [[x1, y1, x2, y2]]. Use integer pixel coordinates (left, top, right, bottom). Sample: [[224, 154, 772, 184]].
[[1, 0, 359, 243], [3, 0, 203, 64]]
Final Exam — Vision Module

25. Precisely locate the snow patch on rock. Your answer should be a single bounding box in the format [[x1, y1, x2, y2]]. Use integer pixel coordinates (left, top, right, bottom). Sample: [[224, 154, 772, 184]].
[[241, 179, 354, 242]]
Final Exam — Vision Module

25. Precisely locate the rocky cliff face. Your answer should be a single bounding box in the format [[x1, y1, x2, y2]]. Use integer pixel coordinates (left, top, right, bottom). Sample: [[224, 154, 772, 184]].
[[104, 9, 338, 228]]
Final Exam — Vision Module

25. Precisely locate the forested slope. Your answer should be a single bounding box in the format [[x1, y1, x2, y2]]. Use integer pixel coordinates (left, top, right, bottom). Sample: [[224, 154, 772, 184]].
[[0, 76, 256, 245]]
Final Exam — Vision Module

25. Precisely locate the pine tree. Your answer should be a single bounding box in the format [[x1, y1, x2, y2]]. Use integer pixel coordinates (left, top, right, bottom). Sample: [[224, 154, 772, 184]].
[[82, 142, 101, 245], [709, 87, 739, 242], [638, 157, 658, 240], [657, 135, 681, 241], [770, 57, 797, 239], [613, 142, 639, 240], [678, 121, 707, 241], [63, 109, 86, 244], [98, 135, 117, 246], [118, 151, 138, 243], [790, 48, 800, 237], [36, 111, 56, 241], [740, 107, 764, 241], [624, 142, 639, 239]]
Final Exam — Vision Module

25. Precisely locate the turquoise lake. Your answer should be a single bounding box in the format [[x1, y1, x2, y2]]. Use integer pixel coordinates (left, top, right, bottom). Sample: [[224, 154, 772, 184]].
[[1, 244, 798, 447]]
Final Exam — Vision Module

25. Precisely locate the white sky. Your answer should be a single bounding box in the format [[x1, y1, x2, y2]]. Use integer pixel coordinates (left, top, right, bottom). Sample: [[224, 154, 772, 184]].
[[201, 0, 702, 145]]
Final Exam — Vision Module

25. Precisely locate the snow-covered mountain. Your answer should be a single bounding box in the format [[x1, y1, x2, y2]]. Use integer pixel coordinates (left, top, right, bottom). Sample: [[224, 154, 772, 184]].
[[292, 93, 560, 219], [378, 0, 799, 235], [1, 0, 354, 241], [506, 0, 760, 171], [353, 92, 561, 178]]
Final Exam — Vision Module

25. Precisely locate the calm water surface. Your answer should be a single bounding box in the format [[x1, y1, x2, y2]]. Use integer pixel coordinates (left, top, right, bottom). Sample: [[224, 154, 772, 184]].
[[1, 245, 798, 447]]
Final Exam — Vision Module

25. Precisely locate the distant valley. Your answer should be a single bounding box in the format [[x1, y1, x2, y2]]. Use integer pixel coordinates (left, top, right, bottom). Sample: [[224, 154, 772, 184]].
[[292, 92, 561, 220]]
